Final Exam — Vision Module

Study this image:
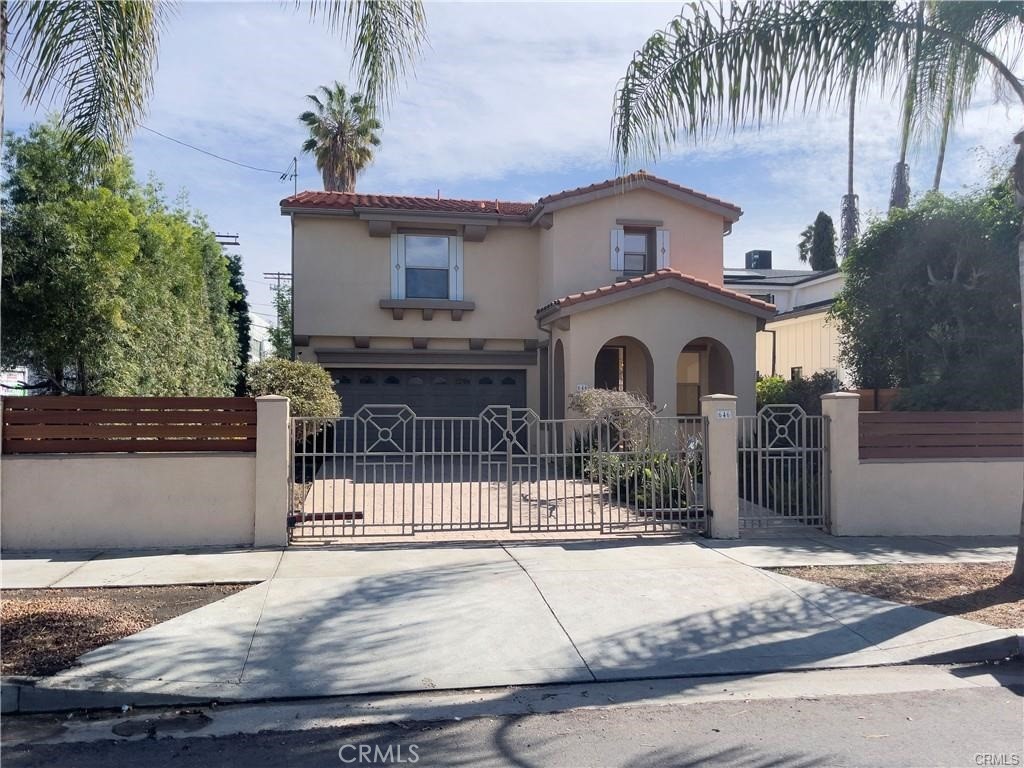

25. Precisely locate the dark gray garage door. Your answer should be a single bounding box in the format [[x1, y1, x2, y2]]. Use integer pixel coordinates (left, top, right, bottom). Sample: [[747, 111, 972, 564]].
[[331, 369, 527, 418]]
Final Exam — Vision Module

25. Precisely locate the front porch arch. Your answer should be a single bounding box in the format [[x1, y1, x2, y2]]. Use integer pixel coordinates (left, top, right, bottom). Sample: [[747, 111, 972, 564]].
[[677, 336, 735, 415], [594, 336, 654, 402]]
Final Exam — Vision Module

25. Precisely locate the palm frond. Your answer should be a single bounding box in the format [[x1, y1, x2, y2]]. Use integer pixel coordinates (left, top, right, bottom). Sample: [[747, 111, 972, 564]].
[[301, 0, 426, 108], [9, 0, 171, 154]]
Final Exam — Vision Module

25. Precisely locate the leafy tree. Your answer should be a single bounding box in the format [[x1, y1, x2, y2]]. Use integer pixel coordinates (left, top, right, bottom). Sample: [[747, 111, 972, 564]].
[[610, 0, 1024, 585], [300, 83, 382, 192], [2, 121, 240, 395], [247, 357, 341, 419], [226, 253, 252, 395], [832, 180, 1021, 410], [798, 212, 839, 271], [268, 283, 293, 359]]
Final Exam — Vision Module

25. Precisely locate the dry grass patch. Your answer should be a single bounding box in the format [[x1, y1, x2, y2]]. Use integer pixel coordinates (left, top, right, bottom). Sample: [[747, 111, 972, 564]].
[[775, 562, 1023, 629], [1, 584, 247, 677]]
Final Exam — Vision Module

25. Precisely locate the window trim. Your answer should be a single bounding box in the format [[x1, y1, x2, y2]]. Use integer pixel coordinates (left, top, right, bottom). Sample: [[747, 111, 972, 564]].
[[391, 233, 464, 301]]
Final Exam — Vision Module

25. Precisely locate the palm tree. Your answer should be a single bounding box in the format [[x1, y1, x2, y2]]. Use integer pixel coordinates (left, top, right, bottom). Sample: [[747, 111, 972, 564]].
[[841, 73, 860, 258], [299, 83, 381, 192], [611, 0, 1024, 582]]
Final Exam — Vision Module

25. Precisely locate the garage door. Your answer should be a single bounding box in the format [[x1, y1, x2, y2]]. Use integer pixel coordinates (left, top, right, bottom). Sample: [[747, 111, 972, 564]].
[[331, 369, 527, 418]]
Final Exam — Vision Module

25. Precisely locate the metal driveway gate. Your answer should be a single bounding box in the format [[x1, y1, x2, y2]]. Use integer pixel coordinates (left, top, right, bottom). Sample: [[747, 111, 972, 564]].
[[289, 405, 706, 539], [737, 404, 830, 531]]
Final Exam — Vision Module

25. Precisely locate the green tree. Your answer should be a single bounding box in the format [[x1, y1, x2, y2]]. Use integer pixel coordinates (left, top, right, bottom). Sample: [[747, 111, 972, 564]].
[[300, 83, 382, 192], [832, 180, 1021, 409], [247, 357, 340, 419], [798, 212, 838, 271], [268, 283, 293, 359], [226, 253, 252, 396], [2, 121, 240, 396], [610, 0, 1024, 583]]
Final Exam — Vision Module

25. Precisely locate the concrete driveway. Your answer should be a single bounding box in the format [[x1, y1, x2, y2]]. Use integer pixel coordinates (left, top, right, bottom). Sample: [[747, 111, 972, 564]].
[[13, 539, 1018, 710]]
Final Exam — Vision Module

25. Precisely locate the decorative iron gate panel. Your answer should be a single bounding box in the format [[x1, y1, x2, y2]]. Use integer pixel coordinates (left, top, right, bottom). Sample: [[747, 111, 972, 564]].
[[737, 405, 830, 531], [289, 405, 706, 539]]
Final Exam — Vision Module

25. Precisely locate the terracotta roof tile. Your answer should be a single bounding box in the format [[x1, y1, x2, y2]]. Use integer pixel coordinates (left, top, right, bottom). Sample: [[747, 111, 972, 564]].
[[280, 191, 534, 217], [538, 269, 776, 316], [537, 171, 742, 214]]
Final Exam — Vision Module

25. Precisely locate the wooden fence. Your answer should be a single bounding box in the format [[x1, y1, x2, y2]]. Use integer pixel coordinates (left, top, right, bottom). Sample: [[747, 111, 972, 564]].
[[2, 397, 257, 454], [859, 411, 1024, 460]]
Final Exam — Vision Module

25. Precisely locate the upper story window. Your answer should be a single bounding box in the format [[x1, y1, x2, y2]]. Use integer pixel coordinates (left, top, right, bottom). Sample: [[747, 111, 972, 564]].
[[610, 226, 670, 275], [390, 233, 464, 301], [405, 235, 450, 299], [622, 228, 655, 274]]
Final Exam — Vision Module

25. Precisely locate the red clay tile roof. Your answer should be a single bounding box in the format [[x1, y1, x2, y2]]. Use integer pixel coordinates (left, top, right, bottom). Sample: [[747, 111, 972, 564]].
[[280, 191, 534, 217], [537, 171, 742, 215], [537, 269, 776, 316], [280, 172, 742, 220]]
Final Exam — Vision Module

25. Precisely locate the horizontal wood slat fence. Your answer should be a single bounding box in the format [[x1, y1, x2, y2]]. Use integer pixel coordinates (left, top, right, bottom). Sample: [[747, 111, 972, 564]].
[[859, 411, 1024, 460], [2, 397, 257, 454]]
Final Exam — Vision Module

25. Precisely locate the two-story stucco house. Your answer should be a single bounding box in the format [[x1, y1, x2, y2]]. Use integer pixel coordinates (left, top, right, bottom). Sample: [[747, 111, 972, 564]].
[[281, 172, 774, 419]]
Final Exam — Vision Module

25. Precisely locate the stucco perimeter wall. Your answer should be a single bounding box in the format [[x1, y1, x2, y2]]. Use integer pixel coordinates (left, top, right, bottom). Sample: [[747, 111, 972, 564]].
[[539, 188, 726, 307], [1, 453, 259, 550], [293, 215, 540, 341], [845, 459, 1023, 536]]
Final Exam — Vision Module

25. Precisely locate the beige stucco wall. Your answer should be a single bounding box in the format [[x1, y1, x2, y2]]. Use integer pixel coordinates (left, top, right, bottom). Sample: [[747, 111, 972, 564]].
[[840, 459, 1023, 536], [557, 288, 758, 416], [292, 216, 540, 341], [1, 453, 259, 550], [539, 189, 727, 306], [757, 310, 850, 383]]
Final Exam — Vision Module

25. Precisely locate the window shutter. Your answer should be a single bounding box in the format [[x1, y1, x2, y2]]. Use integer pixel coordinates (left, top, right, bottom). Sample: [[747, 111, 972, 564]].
[[390, 234, 405, 299], [449, 236, 464, 300], [610, 227, 624, 271], [656, 229, 670, 269]]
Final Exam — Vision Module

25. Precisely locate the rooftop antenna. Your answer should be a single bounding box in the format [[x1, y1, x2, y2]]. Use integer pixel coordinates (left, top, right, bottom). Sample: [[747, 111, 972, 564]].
[[436, 189, 440, 200]]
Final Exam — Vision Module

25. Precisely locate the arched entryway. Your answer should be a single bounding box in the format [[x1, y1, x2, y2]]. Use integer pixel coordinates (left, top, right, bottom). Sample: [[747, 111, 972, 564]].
[[594, 336, 654, 402], [677, 337, 734, 415]]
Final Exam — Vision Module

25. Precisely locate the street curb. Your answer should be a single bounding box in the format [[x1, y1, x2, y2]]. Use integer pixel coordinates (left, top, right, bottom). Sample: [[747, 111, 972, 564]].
[[4, 635, 1021, 715]]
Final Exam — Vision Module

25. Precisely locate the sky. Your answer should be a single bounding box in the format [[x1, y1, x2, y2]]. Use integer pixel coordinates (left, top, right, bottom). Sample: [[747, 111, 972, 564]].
[[4, 0, 1020, 321]]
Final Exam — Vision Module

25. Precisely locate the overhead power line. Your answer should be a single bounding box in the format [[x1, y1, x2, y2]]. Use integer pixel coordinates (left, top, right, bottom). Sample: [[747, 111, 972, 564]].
[[8, 46, 294, 179]]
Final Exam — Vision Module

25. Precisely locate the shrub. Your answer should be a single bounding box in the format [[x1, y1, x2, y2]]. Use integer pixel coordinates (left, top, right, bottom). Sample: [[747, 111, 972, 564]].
[[247, 358, 341, 419], [755, 371, 841, 414], [569, 388, 654, 450]]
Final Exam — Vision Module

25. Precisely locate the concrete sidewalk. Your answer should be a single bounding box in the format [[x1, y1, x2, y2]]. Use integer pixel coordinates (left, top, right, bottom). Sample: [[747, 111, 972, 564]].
[[3, 539, 1018, 713], [1, 535, 1016, 589]]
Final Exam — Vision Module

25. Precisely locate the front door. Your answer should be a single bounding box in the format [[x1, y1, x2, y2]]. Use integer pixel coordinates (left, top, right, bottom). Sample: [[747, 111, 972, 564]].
[[594, 347, 623, 390]]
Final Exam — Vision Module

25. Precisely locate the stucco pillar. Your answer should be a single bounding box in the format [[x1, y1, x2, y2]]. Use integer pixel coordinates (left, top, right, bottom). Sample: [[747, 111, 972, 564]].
[[254, 395, 290, 547], [701, 394, 739, 538], [820, 392, 860, 536]]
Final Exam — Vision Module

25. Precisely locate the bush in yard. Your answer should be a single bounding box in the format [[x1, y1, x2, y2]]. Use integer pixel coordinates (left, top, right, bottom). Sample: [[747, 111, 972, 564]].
[[756, 375, 788, 409], [247, 358, 341, 419], [755, 371, 841, 414]]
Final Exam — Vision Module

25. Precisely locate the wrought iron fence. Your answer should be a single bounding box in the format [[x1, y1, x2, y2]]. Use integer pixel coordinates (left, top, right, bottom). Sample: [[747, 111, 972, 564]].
[[737, 405, 829, 530], [290, 405, 706, 539]]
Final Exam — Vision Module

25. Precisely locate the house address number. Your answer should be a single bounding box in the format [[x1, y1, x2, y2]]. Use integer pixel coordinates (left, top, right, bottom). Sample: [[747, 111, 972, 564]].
[[716, 409, 734, 420]]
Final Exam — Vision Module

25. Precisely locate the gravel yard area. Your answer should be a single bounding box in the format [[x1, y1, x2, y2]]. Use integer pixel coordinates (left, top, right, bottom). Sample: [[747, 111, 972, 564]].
[[1, 584, 247, 677], [775, 562, 1023, 629]]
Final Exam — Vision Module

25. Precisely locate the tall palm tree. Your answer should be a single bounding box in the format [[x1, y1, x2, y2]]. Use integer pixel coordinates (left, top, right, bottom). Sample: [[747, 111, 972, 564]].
[[611, 0, 1024, 582], [889, 1, 926, 212], [841, 72, 860, 258], [299, 83, 381, 192]]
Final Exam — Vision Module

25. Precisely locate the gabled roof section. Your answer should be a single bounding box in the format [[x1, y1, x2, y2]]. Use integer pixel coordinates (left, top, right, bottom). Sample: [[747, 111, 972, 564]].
[[280, 191, 534, 218], [537, 269, 775, 321], [529, 171, 742, 224], [280, 172, 742, 227]]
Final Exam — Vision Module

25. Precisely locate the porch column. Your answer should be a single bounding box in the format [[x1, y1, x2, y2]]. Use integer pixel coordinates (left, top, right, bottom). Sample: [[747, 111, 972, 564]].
[[701, 394, 739, 538], [820, 392, 860, 535]]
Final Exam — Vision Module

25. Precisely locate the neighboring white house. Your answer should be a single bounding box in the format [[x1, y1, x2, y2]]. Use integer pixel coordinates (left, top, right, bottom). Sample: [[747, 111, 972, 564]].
[[249, 313, 272, 363], [725, 250, 849, 384]]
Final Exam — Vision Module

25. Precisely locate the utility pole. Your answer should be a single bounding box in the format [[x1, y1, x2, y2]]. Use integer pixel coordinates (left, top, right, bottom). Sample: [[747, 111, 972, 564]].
[[280, 157, 298, 196], [262, 272, 292, 291], [263, 272, 293, 360], [215, 233, 240, 248]]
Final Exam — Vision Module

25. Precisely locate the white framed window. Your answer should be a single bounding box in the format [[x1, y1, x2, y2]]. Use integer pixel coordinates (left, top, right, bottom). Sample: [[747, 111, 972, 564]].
[[610, 226, 670, 273], [390, 233, 464, 300]]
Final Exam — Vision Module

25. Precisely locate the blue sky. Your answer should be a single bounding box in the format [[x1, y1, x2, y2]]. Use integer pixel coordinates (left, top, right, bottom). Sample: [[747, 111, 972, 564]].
[[4, 1, 1019, 321]]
